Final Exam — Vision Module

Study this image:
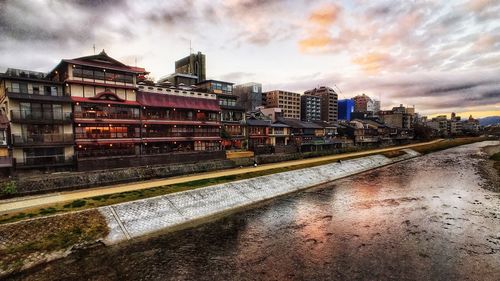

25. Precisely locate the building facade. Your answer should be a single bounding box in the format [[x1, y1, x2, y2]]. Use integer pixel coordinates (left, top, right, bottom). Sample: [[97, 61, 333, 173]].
[[0, 68, 74, 169], [233, 82, 262, 112], [263, 90, 301, 119], [196, 80, 245, 149], [304, 86, 338, 123], [338, 99, 354, 121], [300, 95, 321, 122], [175, 51, 206, 83]]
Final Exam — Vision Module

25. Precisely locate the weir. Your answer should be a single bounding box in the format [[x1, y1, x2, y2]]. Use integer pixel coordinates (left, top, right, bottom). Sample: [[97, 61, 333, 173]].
[[100, 149, 420, 244]]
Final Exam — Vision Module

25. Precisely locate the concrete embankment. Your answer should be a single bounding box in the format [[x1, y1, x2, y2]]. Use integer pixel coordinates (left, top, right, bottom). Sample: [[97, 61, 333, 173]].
[[99, 149, 420, 244]]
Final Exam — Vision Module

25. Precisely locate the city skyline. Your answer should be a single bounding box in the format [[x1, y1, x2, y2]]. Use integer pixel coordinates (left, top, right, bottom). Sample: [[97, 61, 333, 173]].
[[0, 0, 499, 118]]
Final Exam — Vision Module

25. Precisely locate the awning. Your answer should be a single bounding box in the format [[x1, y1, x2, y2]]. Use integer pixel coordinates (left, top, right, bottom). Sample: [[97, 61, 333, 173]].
[[137, 91, 220, 112], [72, 96, 140, 106]]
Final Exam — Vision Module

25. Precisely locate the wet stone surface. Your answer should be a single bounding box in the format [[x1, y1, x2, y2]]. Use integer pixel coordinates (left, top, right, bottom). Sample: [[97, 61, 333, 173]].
[[8, 141, 500, 281]]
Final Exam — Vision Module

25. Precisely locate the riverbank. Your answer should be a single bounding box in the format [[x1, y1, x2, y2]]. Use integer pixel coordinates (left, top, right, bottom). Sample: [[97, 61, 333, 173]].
[[0, 137, 494, 278], [0, 149, 420, 277], [478, 144, 500, 192], [5, 141, 500, 281], [1, 138, 493, 225]]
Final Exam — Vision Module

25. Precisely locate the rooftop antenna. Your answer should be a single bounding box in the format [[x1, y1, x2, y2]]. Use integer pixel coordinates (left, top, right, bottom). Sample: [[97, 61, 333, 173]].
[[189, 40, 193, 55], [334, 84, 345, 99], [93, 44, 96, 55]]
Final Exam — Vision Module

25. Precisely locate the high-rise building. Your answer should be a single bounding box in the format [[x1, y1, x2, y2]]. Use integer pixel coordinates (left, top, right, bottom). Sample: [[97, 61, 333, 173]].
[[263, 90, 301, 119], [338, 99, 354, 121], [300, 95, 321, 122], [304, 86, 338, 123], [175, 51, 206, 83], [233, 82, 262, 112]]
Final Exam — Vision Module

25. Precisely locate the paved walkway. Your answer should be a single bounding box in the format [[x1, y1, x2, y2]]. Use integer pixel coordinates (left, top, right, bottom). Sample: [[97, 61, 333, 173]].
[[0, 139, 442, 215]]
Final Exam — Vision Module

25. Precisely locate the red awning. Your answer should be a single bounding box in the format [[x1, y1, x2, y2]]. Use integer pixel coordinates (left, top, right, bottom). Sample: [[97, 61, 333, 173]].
[[136, 91, 220, 112], [72, 96, 140, 106]]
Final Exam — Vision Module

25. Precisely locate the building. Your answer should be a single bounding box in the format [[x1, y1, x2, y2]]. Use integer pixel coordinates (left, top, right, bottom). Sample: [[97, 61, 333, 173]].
[[196, 80, 245, 149], [0, 68, 74, 170], [379, 104, 414, 129], [233, 82, 261, 111], [157, 73, 198, 88], [300, 95, 321, 122], [263, 90, 301, 119], [304, 86, 338, 123], [0, 114, 12, 175], [260, 107, 283, 122], [275, 118, 340, 152], [233, 82, 262, 112], [175, 51, 206, 83], [47, 50, 147, 167], [136, 90, 222, 154], [338, 99, 354, 121], [352, 94, 379, 114]]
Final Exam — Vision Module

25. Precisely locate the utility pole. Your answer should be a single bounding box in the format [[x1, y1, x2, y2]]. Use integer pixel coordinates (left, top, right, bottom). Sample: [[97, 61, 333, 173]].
[[93, 44, 96, 55]]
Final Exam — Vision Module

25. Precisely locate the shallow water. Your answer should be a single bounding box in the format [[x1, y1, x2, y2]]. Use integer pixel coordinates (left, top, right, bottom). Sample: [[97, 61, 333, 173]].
[[9, 141, 500, 281]]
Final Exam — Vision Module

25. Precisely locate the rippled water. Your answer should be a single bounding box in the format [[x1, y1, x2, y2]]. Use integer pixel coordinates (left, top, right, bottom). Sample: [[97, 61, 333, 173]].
[[9, 141, 500, 281]]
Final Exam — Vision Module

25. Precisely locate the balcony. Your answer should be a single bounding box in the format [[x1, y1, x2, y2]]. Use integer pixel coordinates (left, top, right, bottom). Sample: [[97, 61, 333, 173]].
[[143, 132, 220, 138], [74, 111, 139, 120], [5, 88, 71, 102], [10, 110, 72, 124], [75, 132, 140, 139], [18, 155, 74, 168], [12, 133, 74, 146]]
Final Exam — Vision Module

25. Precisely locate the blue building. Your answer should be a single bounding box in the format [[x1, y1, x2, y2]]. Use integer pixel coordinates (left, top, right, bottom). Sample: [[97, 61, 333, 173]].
[[338, 99, 354, 121]]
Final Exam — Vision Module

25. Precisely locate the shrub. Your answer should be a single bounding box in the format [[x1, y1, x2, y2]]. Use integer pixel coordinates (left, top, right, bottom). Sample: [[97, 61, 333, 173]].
[[1, 180, 17, 195]]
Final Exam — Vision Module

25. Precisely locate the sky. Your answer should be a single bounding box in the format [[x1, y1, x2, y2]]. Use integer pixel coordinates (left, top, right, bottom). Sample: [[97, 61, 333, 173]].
[[0, 0, 499, 118]]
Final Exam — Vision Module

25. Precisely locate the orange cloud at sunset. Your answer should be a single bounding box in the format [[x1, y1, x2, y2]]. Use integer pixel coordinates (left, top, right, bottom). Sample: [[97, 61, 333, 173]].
[[352, 53, 392, 74], [308, 3, 342, 26]]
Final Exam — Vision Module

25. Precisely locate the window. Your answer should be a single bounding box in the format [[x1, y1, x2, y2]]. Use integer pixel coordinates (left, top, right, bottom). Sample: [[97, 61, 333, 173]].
[[11, 83, 20, 93], [19, 83, 28, 94], [32, 86, 40, 95], [73, 66, 83, 78], [82, 69, 94, 79]]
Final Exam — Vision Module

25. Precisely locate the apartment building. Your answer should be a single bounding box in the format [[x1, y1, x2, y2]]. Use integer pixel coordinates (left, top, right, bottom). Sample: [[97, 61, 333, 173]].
[[263, 90, 301, 119], [0, 68, 74, 169], [304, 86, 338, 123]]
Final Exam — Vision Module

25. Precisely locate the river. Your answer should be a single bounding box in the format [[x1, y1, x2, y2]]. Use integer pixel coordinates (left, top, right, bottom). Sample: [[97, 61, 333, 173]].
[[8, 141, 500, 281]]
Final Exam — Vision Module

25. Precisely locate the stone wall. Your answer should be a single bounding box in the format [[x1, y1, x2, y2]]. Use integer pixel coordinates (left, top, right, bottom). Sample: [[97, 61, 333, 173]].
[[12, 159, 237, 195]]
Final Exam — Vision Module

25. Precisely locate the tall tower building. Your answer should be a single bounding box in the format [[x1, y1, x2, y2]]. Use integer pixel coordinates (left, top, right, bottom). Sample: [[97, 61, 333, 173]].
[[175, 51, 206, 83], [304, 86, 338, 123]]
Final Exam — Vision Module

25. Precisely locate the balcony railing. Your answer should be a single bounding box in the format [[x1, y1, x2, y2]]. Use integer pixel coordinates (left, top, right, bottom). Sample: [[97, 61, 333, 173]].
[[12, 133, 74, 145], [75, 132, 140, 139], [19, 155, 74, 167], [76, 148, 137, 159], [10, 110, 72, 123], [143, 132, 220, 138], [143, 114, 219, 122], [6, 87, 64, 96], [74, 112, 139, 120]]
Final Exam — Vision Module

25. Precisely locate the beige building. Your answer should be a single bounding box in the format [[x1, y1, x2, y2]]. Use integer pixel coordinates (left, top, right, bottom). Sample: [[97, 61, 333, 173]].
[[263, 90, 301, 119]]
